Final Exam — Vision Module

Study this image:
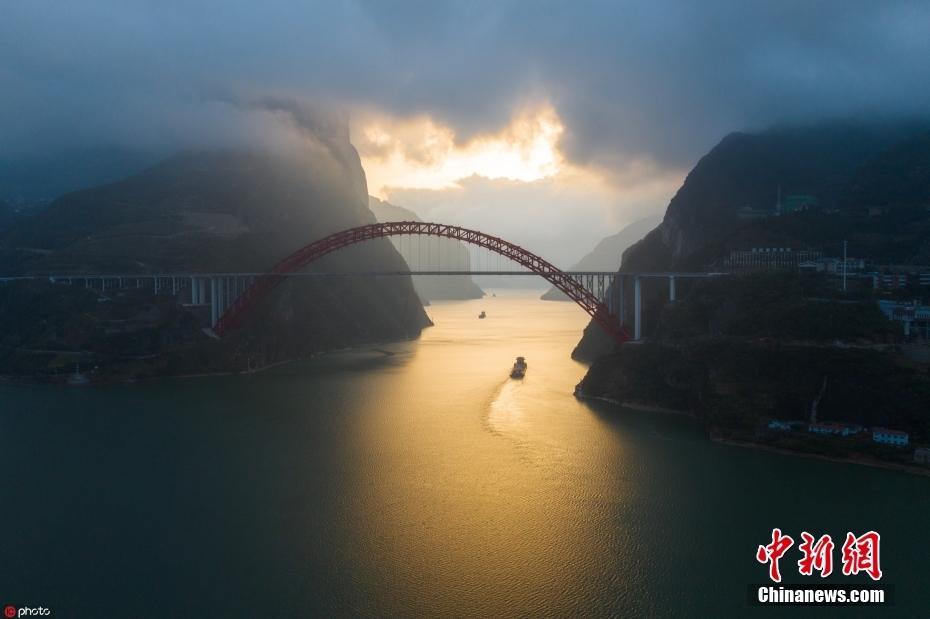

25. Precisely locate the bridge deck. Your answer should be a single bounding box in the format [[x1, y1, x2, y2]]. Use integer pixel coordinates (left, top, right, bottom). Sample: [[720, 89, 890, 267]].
[[0, 271, 725, 280]]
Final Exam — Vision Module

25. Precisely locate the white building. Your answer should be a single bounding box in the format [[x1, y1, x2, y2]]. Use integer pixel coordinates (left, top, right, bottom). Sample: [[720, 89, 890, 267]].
[[872, 428, 909, 447]]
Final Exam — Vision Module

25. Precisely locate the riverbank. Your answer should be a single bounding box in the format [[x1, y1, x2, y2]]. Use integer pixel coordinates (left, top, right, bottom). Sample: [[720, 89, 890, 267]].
[[574, 388, 697, 419], [712, 433, 930, 478], [0, 334, 423, 386], [582, 390, 930, 478], [575, 327, 930, 478]]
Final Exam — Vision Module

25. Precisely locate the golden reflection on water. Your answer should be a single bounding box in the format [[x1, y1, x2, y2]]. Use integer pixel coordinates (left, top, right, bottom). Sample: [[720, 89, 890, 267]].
[[333, 290, 641, 616]]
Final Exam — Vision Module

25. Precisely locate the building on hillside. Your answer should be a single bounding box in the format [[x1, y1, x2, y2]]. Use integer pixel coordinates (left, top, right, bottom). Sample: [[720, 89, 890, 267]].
[[808, 422, 860, 437], [726, 247, 822, 271], [868, 268, 930, 290], [872, 428, 909, 447], [877, 272, 910, 289], [877, 300, 930, 338], [798, 257, 866, 274]]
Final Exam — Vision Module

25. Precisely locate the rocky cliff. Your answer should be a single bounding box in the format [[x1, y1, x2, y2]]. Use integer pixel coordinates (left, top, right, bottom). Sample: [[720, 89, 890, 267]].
[[574, 120, 930, 358], [0, 144, 431, 381]]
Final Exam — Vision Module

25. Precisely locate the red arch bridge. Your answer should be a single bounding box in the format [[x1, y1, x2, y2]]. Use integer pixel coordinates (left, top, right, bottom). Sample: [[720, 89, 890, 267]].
[[1, 222, 724, 343]]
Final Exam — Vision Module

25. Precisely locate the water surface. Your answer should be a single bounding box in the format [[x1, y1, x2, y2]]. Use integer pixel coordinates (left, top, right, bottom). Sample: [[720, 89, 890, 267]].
[[1, 291, 927, 616]]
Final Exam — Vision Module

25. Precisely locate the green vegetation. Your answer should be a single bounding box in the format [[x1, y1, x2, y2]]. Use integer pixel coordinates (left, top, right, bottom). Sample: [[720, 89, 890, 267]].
[[658, 272, 896, 341], [574, 122, 930, 471], [577, 271, 930, 468]]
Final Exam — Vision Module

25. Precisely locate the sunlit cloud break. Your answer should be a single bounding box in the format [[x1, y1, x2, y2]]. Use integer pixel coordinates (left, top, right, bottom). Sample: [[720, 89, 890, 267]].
[[354, 105, 564, 196]]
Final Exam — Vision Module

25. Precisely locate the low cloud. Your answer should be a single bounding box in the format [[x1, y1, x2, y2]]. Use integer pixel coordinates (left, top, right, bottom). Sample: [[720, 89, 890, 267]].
[[4, 1, 929, 168], [2, 0, 929, 244]]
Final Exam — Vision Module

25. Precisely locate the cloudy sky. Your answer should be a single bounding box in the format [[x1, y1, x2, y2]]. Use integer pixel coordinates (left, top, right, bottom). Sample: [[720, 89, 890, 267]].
[[3, 1, 930, 265]]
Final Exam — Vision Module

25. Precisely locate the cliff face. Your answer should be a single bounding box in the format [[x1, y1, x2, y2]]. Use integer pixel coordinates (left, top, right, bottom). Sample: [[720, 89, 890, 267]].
[[624, 122, 925, 272], [0, 145, 431, 380], [368, 196, 484, 302], [574, 121, 930, 358]]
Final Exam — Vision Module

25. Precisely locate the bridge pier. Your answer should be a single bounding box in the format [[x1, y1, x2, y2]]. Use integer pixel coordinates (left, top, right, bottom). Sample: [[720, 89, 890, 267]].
[[210, 277, 219, 326], [619, 275, 625, 326], [633, 276, 642, 341], [196, 277, 206, 305], [669, 275, 676, 302]]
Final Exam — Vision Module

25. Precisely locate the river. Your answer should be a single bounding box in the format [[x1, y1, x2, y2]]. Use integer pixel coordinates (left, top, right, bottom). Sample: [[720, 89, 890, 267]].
[[1, 290, 927, 617]]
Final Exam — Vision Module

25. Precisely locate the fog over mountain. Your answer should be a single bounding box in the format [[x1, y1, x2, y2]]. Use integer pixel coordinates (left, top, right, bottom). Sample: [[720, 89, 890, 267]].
[[3, 2, 930, 257]]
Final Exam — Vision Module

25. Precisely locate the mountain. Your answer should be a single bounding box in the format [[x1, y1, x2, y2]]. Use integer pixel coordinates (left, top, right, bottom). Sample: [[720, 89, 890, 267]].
[[0, 148, 157, 206], [572, 122, 930, 464], [841, 130, 930, 212], [540, 216, 660, 301], [0, 144, 430, 380], [368, 196, 484, 301], [573, 120, 930, 359]]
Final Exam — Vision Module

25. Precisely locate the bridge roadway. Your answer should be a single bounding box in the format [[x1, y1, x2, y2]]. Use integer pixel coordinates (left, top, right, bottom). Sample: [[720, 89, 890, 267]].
[[0, 271, 724, 341]]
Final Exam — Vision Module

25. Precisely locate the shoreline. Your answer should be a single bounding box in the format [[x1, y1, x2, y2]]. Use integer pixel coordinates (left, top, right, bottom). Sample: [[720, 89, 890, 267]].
[[579, 390, 930, 478], [574, 389, 697, 419], [711, 434, 930, 478], [0, 335, 420, 387]]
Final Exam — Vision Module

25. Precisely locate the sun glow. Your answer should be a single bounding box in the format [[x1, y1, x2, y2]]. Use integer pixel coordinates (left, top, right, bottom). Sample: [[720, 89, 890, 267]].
[[354, 105, 565, 197]]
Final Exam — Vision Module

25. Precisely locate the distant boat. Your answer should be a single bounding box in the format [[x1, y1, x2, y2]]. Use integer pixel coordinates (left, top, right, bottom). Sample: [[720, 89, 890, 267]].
[[510, 356, 527, 379], [479, 311, 486, 319]]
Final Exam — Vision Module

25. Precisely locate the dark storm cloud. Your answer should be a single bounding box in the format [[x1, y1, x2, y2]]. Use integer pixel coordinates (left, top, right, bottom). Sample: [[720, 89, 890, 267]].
[[2, 0, 929, 169]]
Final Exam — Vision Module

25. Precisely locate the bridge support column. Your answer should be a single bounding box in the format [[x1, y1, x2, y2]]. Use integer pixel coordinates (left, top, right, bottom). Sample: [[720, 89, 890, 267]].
[[619, 275, 625, 325], [210, 277, 219, 326], [634, 276, 642, 341], [669, 275, 676, 302]]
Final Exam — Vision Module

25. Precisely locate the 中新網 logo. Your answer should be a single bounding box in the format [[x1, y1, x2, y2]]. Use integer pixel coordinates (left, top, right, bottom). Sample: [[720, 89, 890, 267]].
[[756, 528, 882, 582]]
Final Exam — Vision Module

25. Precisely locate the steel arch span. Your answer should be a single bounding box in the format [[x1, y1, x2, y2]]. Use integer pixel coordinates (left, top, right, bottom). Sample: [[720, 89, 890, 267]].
[[213, 221, 631, 343]]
